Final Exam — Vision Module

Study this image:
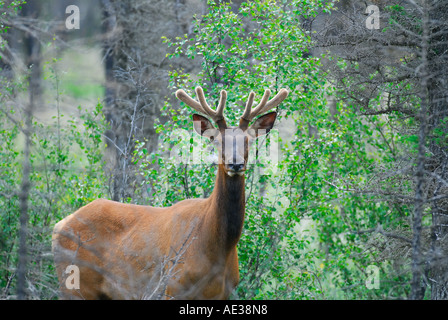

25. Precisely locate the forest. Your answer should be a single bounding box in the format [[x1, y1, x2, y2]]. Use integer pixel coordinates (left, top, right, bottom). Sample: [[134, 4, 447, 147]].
[[0, 0, 447, 300]]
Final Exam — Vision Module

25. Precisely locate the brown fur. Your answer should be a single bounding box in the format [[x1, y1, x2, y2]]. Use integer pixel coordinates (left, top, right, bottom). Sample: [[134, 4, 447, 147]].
[[52, 164, 243, 299]]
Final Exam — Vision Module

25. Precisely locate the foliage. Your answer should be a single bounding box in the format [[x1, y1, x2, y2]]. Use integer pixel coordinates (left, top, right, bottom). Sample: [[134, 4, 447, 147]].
[[315, 0, 448, 300], [0, 58, 109, 299], [153, 0, 430, 300], [1, 0, 444, 300], [153, 0, 344, 299]]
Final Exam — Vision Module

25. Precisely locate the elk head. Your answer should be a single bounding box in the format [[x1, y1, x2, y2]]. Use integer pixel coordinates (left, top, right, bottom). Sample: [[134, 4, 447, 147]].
[[175, 87, 288, 177]]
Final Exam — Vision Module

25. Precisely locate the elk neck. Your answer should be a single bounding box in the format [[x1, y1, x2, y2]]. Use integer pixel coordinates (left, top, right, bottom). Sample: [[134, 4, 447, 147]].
[[205, 163, 246, 253]]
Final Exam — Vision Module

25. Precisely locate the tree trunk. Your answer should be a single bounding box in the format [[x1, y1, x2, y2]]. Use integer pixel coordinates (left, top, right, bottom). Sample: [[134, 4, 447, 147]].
[[100, 0, 201, 202], [312, 0, 448, 299], [426, 0, 448, 300], [17, 0, 42, 299]]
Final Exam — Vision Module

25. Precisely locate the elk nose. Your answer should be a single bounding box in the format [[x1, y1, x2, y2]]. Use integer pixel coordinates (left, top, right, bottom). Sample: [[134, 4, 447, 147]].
[[228, 163, 244, 172]]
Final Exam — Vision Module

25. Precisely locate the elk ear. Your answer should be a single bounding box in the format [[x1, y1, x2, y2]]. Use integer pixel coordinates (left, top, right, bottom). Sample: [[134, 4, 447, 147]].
[[248, 111, 277, 138], [193, 114, 219, 140]]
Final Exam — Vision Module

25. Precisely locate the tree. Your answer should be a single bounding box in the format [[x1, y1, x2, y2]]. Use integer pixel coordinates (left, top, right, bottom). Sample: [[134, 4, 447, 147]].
[[0, 0, 109, 299], [141, 0, 335, 299], [313, 0, 448, 299], [100, 0, 202, 202], [1, 0, 39, 300]]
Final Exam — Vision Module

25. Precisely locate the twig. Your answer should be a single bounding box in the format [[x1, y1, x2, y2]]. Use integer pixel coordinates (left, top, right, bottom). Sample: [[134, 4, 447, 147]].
[[351, 224, 413, 245]]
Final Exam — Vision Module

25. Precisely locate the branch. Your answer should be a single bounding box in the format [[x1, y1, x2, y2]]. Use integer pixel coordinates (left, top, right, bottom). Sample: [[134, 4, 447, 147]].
[[351, 225, 413, 244]]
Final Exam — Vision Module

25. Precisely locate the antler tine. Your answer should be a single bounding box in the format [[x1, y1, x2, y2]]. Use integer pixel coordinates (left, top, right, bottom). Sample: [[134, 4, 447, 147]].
[[195, 87, 227, 122], [264, 88, 288, 111], [216, 90, 227, 119], [241, 91, 256, 121], [252, 89, 289, 120], [176, 87, 227, 127], [239, 89, 288, 129], [175, 89, 205, 114], [241, 90, 271, 122], [195, 87, 215, 118]]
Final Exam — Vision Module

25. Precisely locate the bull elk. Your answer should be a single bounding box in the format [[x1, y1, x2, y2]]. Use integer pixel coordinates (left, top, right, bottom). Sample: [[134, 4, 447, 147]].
[[52, 86, 288, 299]]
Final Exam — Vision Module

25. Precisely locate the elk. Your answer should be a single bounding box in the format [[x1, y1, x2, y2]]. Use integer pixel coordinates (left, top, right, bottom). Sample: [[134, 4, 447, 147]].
[[52, 86, 288, 300]]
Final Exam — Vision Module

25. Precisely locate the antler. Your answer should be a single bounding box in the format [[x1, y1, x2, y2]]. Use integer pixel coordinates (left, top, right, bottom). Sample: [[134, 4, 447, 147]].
[[176, 87, 227, 129], [239, 88, 289, 129]]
